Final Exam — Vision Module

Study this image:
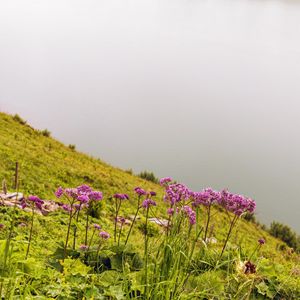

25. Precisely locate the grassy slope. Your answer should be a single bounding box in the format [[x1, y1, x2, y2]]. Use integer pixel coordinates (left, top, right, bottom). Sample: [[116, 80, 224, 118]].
[[0, 112, 299, 295], [0, 112, 161, 200]]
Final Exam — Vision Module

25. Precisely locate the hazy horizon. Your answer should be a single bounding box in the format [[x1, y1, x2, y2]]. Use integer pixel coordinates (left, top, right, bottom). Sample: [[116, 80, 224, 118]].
[[1, 0, 300, 232]]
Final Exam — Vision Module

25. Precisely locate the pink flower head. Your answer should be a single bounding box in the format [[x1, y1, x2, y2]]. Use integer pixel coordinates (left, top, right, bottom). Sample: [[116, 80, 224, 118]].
[[134, 187, 147, 196], [62, 204, 72, 212], [99, 231, 110, 240], [55, 187, 64, 198], [88, 191, 103, 201], [77, 194, 89, 204], [28, 195, 44, 210], [219, 189, 256, 216], [141, 198, 157, 209], [149, 191, 156, 197], [65, 188, 78, 199], [164, 183, 192, 205], [113, 193, 129, 200], [258, 238, 265, 245], [93, 224, 101, 230], [159, 177, 172, 186], [117, 216, 126, 224], [167, 208, 175, 216], [79, 244, 88, 251], [182, 205, 196, 225], [21, 200, 27, 209], [192, 188, 221, 207], [77, 184, 93, 195]]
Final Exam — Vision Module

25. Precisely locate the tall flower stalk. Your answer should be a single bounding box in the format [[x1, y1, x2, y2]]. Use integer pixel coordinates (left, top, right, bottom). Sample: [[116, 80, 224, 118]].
[[23, 196, 44, 259], [125, 187, 147, 245], [55, 185, 102, 260], [112, 193, 129, 243], [141, 198, 156, 299], [218, 190, 256, 259]]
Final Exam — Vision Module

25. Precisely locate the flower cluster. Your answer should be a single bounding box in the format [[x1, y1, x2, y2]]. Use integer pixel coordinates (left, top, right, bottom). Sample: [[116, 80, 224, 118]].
[[219, 190, 256, 216], [142, 198, 157, 209], [182, 205, 196, 225], [158, 177, 256, 225], [93, 223, 101, 230], [134, 187, 147, 196], [164, 183, 192, 205], [159, 177, 173, 186], [116, 216, 126, 224], [99, 231, 110, 240], [113, 193, 129, 200], [55, 185, 103, 211], [22, 195, 44, 210], [192, 188, 221, 207]]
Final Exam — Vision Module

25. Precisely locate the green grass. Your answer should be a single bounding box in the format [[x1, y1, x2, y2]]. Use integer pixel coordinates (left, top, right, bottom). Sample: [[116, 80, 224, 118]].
[[0, 112, 299, 299]]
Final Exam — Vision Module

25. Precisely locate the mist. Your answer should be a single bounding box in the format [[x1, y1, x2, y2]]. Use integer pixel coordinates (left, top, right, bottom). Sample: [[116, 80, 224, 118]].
[[1, 0, 300, 232]]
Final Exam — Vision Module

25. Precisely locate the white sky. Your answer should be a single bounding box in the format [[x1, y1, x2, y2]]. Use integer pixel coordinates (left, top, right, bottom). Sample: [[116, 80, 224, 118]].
[[1, 0, 300, 232]]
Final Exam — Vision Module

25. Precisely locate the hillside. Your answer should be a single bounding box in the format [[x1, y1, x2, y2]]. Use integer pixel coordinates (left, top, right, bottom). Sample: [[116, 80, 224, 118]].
[[0, 112, 299, 299], [0, 112, 161, 199]]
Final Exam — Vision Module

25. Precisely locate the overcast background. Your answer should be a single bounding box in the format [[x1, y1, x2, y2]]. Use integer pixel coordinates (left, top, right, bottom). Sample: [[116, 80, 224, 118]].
[[1, 0, 300, 232]]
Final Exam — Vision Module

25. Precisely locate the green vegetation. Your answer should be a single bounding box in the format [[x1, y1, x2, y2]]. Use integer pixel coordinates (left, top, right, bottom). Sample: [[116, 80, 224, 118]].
[[0, 112, 299, 299], [269, 221, 300, 252], [138, 170, 159, 184]]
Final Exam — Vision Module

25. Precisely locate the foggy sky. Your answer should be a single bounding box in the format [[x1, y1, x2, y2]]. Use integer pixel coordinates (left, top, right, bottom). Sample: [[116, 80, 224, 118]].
[[1, 0, 300, 232]]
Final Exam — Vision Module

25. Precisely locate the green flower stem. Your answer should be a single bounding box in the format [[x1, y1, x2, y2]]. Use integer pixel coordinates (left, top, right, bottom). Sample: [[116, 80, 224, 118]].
[[88, 228, 96, 250], [84, 209, 89, 245], [203, 204, 211, 242], [73, 206, 81, 250], [114, 199, 121, 242], [63, 204, 75, 261], [25, 206, 35, 259], [144, 207, 149, 299], [117, 223, 123, 247], [248, 244, 261, 262], [124, 197, 140, 246], [220, 214, 238, 259]]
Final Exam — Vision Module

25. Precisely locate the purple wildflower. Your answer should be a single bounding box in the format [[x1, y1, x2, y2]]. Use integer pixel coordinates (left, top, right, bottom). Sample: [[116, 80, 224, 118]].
[[55, 187, 64, 198], [113, 193, 129, 200], [88, 191, 103, 201], [77, 184, 93, 195], [65, 188, 78, 198], [141, 198, 157, 209], [21, 200, 27, 209], [182, 205, 196, 225], [258, 238, 265, 245], [99, 231, 110, 240], [28, 195, 44, 210], [62, 204, 72, 212], [149, 191, 156, 197], [159, 177, 173, 186], [134, 187, 147, 196], [117, 216, 126, 224], [192, 188, 221, 207], [93, 224, 101, 230], [163, 183, 192, 205], [0, 224, 5, 229], [219, 189, 256, 216], [167, 208, 175, 216], [79, 244, 88, 251], [77, 194, 89, 204]]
